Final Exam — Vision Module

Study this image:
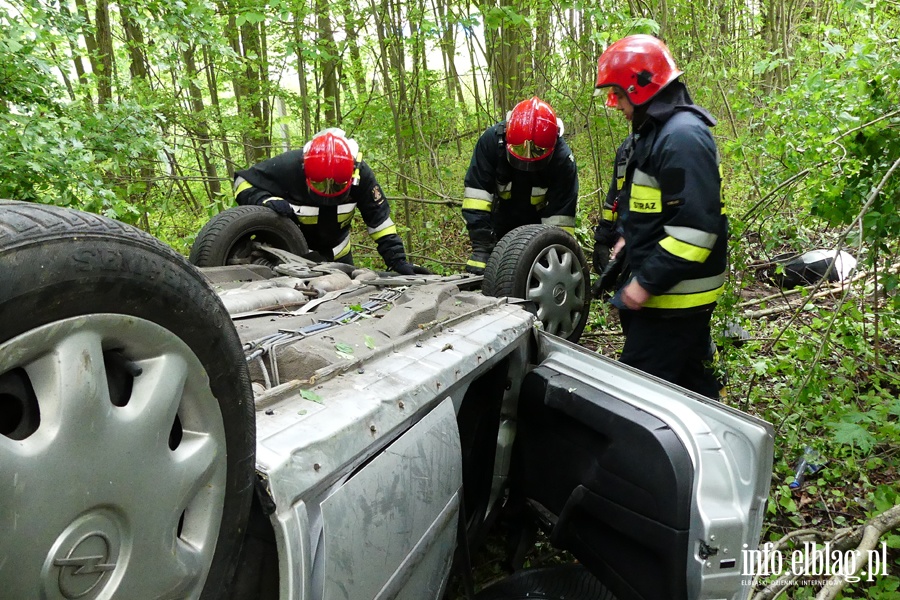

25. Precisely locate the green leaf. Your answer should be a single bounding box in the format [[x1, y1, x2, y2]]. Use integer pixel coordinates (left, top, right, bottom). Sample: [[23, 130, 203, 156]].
[[830, 421, 877, 453], [752, 359, 770, 375], [237, 11, 265, 26], [300, 389, 322, 403], [873, 485, 898, 512], [364, 335, 376, 350], [779, 493, 798, 513]]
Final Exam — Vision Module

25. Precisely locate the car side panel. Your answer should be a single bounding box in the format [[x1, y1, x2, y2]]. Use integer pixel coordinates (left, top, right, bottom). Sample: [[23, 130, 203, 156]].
[[320, 398, 462, 600]]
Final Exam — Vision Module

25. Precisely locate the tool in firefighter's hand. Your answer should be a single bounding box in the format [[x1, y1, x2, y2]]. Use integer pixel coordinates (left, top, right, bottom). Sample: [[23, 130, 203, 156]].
[[591, 250, 625, 299]]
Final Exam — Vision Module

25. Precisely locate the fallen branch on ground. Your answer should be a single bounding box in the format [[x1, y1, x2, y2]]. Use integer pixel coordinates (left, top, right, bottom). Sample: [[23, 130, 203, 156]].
[[750, 504, 900, 600]]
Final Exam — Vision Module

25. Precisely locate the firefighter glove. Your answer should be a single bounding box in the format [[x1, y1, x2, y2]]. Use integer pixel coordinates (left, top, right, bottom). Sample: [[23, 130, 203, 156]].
[[392, 261, 433, 276], [465, 238, 494, 275], [262, 198, 296, 218]]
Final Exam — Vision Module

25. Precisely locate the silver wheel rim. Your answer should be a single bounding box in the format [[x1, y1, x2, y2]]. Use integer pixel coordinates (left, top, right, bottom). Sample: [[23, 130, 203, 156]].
[[0, 315, 226, 600], [525, 243, 585, 338]]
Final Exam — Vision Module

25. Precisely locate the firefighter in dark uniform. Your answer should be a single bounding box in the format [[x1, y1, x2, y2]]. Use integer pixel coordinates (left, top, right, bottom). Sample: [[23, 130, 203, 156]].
[[593, 35, 728, 399], [462, 97, 579, 274], [592, 134, 632, 277], [234, 128, 429, 274]]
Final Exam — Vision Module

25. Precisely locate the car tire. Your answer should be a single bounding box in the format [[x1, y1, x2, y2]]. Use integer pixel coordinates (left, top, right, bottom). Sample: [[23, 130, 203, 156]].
[[474, 564, 616, 599], [0, 201, 255, 600], [189, 205, 309, 267], [483, 225, 589, 342]]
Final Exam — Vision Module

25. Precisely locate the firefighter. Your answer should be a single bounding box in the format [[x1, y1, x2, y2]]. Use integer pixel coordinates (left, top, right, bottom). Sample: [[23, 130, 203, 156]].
[[462, 97, 579, 274], [233, 128, 429, 275], [594, 35, 728, 399]]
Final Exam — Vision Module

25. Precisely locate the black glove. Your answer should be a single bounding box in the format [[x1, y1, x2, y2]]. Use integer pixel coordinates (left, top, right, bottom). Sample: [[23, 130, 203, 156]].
[[301, 250, 327, 263], [591, 248, 628, 300], [465, 236, 495, 275], [392, 262, 433, 275], [592, 243, 611, 275], [465, 251, 490, 275], [593, 224, 620, 276], [262, 198, 296, 218]]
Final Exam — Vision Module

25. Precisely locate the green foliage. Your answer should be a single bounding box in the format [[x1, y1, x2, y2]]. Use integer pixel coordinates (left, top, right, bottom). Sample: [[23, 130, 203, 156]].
[[0, 100, 166, 220], [0, 22, 58, 109], [735, 11, 900, 259]]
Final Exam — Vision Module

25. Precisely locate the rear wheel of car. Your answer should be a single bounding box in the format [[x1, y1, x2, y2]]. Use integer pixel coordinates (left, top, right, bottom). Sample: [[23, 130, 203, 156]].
[[0, 201, 255, 600], [190, 205, 309, 267], [483, 225, 589, 342], [474, 564, 616, 599]]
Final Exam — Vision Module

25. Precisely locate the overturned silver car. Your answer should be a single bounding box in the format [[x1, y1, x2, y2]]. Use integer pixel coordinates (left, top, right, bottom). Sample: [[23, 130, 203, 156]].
[[0, 201, 773, 600]]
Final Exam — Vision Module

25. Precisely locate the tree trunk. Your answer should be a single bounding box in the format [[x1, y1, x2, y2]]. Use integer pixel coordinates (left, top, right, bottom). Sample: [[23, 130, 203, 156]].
[[239, 20, 270, 162], [433, 0, 466, 110], [118, 1, 155, 228], [59, 0, 92, 104], [481, 0, 530, 113], [462, 4, 487, 127], [341, 5, 368, 100], [120, 4, 148, 83], [221, 6, 252, 165], [73, 0, 100, 105], [184, 44, 222, 201], [202, 44, 237, 181], [315, 0, 340, 124], [658, 0, 668, 39], [93, 0, 114, 103], [370, 0, 412, 249], [291, 9, 313, 141], [533, 1, 550, 96]]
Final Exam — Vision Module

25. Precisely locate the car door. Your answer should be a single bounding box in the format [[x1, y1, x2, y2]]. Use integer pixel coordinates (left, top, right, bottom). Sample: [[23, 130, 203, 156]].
[[512, 332, 774, 600]]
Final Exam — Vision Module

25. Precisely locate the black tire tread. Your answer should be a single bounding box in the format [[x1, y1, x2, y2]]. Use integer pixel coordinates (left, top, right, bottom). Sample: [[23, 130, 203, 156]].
[[190, 205, 261, 266], [189, 205, 308, 267], [483, 224, 557, 297], [0, 201, 219, 303], [0, 200, 167, 250], [483, 224, 589, 342]]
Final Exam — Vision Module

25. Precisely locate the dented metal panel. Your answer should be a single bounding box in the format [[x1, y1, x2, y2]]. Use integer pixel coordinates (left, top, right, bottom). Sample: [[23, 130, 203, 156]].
[[319, 398, 461, 600]]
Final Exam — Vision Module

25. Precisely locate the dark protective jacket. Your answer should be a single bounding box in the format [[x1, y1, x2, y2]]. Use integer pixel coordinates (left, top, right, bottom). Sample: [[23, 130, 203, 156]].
[[593, 134, 632, 253], [462, 122, 579, 243], [234, 149, 407, 268], [612, 84, 728, 315]]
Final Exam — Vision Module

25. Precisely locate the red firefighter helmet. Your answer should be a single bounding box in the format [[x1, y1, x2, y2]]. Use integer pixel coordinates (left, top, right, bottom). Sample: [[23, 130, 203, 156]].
[[303, 131, 356, 198], [506, 97, 559, 171], [595, 35, 683, 107]]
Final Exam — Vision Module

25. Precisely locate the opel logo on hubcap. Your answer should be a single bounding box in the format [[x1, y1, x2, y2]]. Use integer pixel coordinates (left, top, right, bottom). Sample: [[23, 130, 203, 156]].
[[53, 532, 116, 599], [553, 283, 567, 305]]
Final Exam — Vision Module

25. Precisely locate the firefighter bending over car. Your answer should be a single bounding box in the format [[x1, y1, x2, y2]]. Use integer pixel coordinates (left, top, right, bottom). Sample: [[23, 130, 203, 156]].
[[462, 97, 579, 274], [234, 128, 430, 275]]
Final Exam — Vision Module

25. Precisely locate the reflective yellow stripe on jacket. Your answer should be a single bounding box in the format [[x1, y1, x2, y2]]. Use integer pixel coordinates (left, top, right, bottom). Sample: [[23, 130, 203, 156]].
[[463, 187, 493, 212], [541, 214, 576, 236], [630, 169, 662, 213], [643, 273, 726, 309], [368, 217, 397, 241], [658, 225, 718, 263]]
